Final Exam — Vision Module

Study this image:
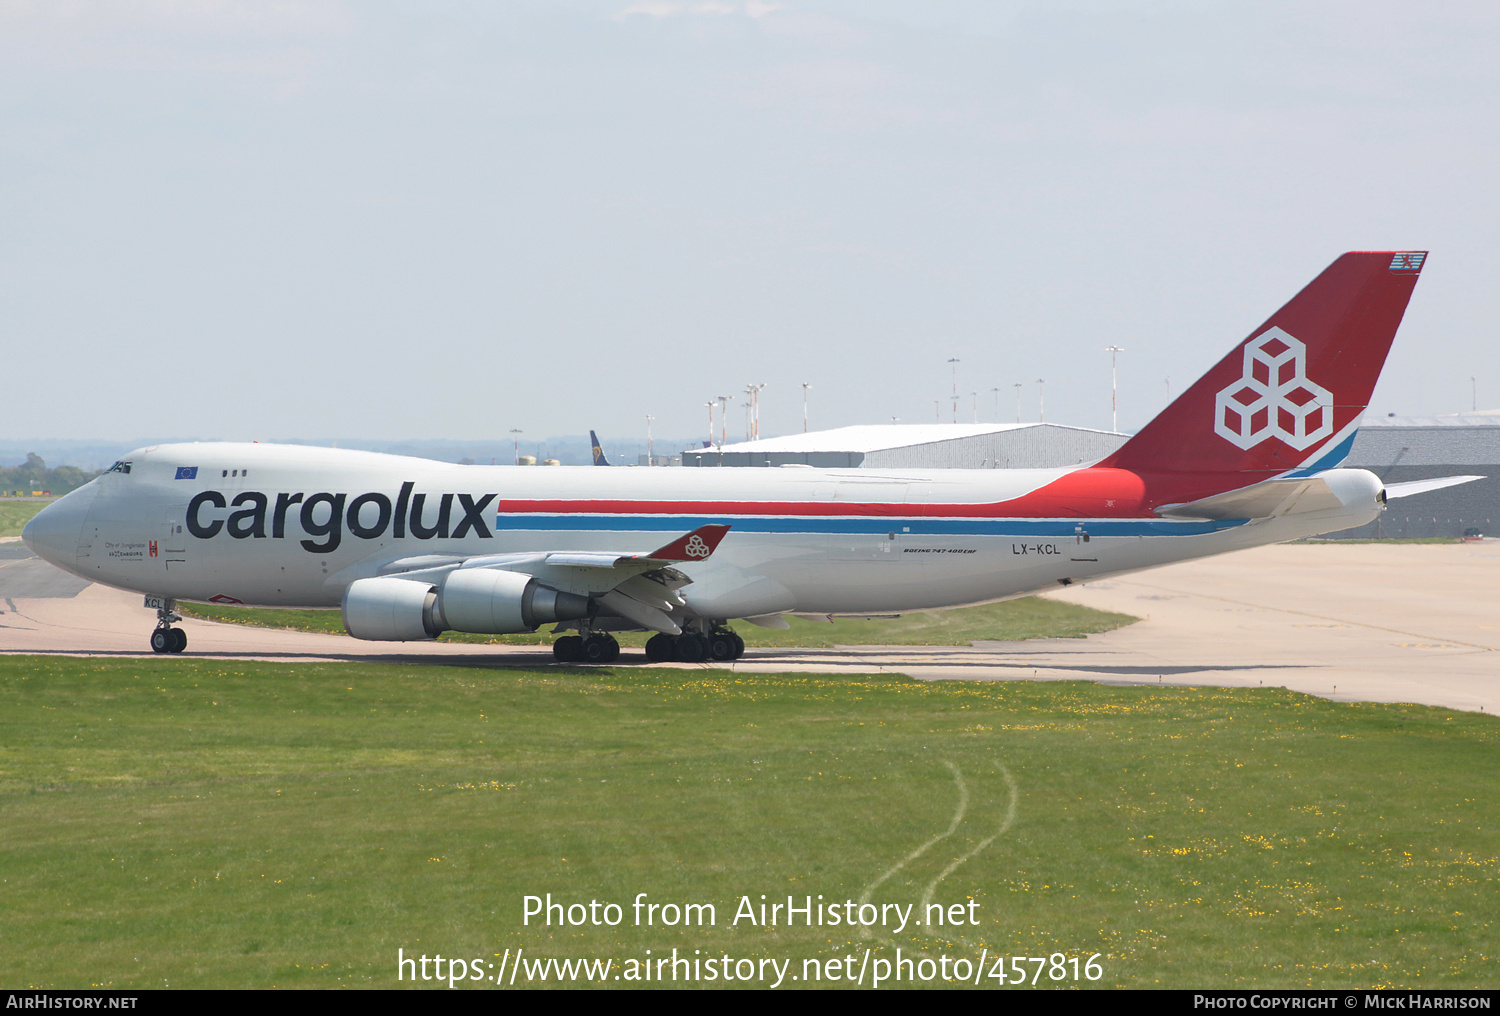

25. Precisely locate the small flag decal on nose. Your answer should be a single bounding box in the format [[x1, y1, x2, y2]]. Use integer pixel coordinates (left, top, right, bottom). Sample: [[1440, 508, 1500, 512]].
[[175, 467, 198, 479]]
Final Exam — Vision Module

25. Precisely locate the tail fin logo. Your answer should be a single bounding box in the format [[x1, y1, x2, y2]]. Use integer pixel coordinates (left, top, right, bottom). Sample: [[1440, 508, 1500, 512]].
[[1213, 327, 1333, 451]]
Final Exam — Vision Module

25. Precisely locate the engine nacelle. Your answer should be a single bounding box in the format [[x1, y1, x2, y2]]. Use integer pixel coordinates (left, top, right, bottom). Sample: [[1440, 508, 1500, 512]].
[[343, 576, 443, 641], [439, 568, 590, 634], [342, 570, 592, 641]]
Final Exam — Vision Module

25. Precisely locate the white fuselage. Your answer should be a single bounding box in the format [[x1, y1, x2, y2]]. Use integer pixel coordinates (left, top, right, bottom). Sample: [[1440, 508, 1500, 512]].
[[25, 442, 1385, 621]]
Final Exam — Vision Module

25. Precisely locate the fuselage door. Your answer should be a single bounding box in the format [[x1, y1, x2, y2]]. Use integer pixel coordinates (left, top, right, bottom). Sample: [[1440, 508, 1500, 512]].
[[1070, 522, 1098, 563], [161, 505, 191, 573]]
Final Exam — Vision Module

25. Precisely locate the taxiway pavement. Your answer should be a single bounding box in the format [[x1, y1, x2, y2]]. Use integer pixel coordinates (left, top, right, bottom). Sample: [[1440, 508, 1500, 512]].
[[1, 541, 1494, 713]]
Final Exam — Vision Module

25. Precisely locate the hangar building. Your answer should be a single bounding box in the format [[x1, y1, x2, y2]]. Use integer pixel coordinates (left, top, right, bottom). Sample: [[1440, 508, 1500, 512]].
[[1327, 414, 1498, 539], [681, 423, 1126, 470]]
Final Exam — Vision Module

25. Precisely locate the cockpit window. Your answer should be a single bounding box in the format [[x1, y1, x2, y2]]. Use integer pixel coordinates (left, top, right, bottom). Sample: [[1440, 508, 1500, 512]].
[[107, 461, 132, 474]]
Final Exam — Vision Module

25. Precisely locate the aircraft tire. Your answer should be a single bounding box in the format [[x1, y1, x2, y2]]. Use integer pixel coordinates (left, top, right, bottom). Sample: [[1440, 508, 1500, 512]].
[[582, 634, 616, 664], [674, 634, 708, 663], [150, 629, 171, 654], [170, 628, 188, 653], [729, 632, 745, 658], [645, 633, 675, 662], [707, 632, 737, 661], [553, 636, 583, 662]]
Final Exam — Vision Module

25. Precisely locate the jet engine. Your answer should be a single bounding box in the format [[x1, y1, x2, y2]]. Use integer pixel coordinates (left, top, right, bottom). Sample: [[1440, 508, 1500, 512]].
[[341, 570, 590, 641]]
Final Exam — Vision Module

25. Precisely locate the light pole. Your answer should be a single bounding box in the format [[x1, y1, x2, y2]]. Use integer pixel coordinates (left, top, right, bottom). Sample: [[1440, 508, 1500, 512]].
[[509, 428, 522, 465], [1105, 345, 1125, 432], [948, 358, 960, 423], [716, 395, 732, 466], [801, 382, 811, 433], [705, 402, 715, 452], [934, 400, 941, 421], [645, 414, 654, 466], [970, 392, 978, 423], [1013, 383, 1022, 424], [990, 387, 1000, 421], [1037, 378, 1046, 422]]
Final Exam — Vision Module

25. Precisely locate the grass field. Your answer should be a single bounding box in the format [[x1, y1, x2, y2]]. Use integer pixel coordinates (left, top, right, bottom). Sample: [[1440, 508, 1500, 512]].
[[177, 596, 1138, 649], [0, 499, 50, 538], [2, 655, 1495, 990]]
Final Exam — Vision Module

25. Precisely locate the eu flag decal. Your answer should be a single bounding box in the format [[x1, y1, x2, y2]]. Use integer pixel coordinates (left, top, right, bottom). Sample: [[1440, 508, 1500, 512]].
[[175, 466, 198, 480]]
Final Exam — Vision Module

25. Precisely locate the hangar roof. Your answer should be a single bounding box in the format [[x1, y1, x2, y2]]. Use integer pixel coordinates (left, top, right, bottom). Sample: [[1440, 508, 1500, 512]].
[[696, 422, 1119, 455], [1360, 413, 1500, 427]]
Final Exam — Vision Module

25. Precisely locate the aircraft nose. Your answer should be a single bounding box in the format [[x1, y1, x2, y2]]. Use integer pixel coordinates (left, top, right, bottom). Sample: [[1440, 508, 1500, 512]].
[[21, 487, 94, 571]]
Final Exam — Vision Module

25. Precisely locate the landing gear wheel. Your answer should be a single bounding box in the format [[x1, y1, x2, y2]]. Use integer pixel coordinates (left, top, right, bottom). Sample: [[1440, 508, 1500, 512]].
[[582, 634, 619, 663], [729, 631, 745, 659], [645, 633, 676, 662], [148, 598, 182, 656], [553, 635, 583, 662], [707, 631, 738, 661], [674, 634, 708, 663]]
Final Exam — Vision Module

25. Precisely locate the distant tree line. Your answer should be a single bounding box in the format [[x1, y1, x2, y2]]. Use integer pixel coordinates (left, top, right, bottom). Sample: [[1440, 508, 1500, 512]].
[[1, 453, 100, 496]]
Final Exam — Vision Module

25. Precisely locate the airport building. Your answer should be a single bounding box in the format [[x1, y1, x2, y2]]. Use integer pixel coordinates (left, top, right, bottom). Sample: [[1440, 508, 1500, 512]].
[[1327, 414, 1499, 539], [683, 416, 1498, 539]]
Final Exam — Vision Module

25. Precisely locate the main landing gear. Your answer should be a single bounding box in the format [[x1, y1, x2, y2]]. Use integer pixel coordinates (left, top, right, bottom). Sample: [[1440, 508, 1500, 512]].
[[553, 632, 620, 663], [150, 598, 188, 654], [644, 626, 745, 663], [550, 625, 746, 664]]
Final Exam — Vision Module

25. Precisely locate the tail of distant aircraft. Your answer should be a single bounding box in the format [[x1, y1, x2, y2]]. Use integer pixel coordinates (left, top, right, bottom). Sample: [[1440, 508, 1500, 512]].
[[590, 431, 611, 467], [1099, 251, 1427, 497]]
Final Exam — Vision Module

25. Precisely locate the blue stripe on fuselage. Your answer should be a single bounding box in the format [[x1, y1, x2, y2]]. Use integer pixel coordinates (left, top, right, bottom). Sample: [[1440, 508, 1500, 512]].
[[1284, 430, 1360, 477], [493, 514, 1247, 537]]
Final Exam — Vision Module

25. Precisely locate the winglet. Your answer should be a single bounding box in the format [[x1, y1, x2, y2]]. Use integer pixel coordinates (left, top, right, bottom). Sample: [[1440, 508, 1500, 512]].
[[647, 524, 731, 562]]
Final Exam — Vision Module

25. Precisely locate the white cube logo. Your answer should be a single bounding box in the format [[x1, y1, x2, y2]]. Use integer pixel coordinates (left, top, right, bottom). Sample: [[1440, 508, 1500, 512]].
[[1213, 327, 1333, 450]]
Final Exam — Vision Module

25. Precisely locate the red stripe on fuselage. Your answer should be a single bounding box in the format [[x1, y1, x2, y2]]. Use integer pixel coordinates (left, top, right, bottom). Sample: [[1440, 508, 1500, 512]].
[[496, 468, 1152, 520]]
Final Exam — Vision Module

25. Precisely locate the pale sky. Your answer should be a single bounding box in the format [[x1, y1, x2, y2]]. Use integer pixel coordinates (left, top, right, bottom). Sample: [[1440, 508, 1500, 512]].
[[4, 0, 1498, 447]]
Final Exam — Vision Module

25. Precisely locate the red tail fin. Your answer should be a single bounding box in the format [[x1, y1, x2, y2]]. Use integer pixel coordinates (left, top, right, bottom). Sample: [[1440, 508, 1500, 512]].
[[1100, 252, 1426, 479]]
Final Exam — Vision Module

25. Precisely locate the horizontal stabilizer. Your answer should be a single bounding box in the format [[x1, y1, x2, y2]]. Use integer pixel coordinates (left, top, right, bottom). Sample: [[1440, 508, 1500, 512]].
[[1156, 476, 1345, 520], [1384, 475, 1485, 499]]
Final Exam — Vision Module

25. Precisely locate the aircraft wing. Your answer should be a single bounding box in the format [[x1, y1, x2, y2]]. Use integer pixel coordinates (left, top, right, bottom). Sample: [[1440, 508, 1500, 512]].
[[369, 524, 732, 635]]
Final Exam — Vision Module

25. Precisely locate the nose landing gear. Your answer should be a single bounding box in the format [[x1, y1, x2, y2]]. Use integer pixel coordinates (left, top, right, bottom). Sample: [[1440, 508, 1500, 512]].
[[149, 598, 188, 654]]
